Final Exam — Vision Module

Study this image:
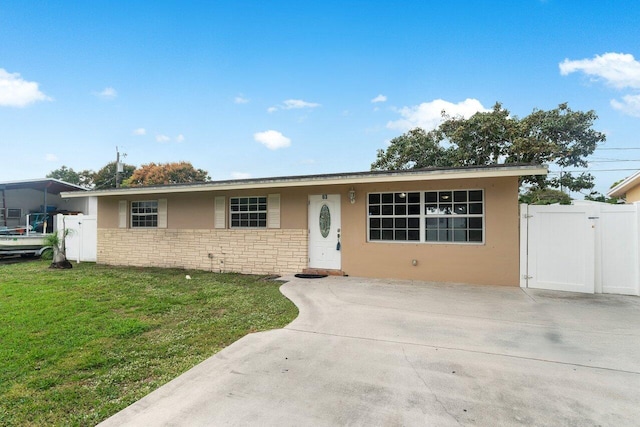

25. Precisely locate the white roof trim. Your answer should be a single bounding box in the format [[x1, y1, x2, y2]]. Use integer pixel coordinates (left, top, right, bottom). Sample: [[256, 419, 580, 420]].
[[61, 165, 547, 198], [608, 170, 640, 198]]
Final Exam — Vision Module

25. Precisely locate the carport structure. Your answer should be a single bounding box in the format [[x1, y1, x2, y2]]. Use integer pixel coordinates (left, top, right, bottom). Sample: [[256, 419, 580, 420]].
[[0, 178, 88, 229]]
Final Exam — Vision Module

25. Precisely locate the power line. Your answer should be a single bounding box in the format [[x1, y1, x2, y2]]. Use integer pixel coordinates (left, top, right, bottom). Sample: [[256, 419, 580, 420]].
[[549, 168, 640, 173], [595, 147, 640, 150], [588, 159, 640, 163]]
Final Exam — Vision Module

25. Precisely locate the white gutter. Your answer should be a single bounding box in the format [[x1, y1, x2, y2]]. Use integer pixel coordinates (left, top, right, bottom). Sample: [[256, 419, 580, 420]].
[[61, 165, 548, 198]]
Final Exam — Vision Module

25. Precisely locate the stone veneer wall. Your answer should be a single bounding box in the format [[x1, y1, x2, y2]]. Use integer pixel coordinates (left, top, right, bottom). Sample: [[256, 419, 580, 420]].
[[97, 228, 308, 275]]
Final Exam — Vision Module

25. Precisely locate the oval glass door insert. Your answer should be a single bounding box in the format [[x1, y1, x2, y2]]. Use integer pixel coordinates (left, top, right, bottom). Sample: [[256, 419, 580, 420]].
[[319, 204, 331, 238]]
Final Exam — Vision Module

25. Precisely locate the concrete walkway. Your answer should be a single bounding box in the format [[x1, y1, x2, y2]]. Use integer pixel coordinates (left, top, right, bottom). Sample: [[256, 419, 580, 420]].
[[99, 277, 640, 426]]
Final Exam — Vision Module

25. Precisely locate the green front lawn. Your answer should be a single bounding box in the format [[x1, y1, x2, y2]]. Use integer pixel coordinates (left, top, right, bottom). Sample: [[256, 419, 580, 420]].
[[0, 261, 298, 426]]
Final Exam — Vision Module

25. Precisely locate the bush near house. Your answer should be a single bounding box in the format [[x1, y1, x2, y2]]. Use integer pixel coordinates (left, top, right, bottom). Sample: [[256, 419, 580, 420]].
[[0, 261, 297, 426]]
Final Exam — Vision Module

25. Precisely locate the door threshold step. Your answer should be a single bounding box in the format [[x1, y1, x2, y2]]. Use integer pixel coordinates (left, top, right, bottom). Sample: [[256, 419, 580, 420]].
[[302, 268, 345, 276]]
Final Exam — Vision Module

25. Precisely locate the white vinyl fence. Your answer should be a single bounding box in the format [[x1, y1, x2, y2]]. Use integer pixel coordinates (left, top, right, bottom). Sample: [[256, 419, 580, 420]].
[[520, 202, 640, 296], [55, 214, 97, 262]]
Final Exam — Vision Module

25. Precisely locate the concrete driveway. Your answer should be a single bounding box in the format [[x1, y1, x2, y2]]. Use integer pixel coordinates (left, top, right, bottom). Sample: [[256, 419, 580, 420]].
[[99, 276, 640, 426]]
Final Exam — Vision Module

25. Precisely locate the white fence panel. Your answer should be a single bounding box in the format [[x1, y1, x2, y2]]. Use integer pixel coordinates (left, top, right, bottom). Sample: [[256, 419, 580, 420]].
[[521, 203, 640, 296], [57, 214, 97, 262], [598, 204, 639, 295], [524, 205, 595, 293]]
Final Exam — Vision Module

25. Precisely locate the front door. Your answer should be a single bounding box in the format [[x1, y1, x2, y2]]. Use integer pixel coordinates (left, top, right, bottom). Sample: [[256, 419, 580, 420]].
[[308, 194, 341, 269]]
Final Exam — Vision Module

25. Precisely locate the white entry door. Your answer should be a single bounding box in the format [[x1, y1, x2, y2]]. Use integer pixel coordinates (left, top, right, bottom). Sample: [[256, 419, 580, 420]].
[[308, 194, 341, 269]]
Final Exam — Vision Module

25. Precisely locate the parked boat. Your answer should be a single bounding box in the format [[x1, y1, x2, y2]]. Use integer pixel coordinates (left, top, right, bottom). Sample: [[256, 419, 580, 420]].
[[0, 233, 48, 252], [0, 219, 51, 256]]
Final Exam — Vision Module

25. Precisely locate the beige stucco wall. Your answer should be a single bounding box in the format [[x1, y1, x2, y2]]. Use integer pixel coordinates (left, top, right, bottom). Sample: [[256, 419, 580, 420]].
[[96, 176, 520, 285], [340, 177, 519, 286], [625, 185, 640, 203]]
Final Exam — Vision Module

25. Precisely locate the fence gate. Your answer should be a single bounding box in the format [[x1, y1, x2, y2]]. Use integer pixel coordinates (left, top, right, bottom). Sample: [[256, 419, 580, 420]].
[[597, 204, 639, 295], [520, 203, 640, 295], [56, 214, 97, 262]]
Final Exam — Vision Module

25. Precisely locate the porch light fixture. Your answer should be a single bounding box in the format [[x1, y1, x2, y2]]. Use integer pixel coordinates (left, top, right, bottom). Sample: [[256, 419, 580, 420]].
[[348, 188, 356, 204]]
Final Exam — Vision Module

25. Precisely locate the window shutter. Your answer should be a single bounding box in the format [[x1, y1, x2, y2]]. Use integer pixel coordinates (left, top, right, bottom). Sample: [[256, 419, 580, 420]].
[[118, 200, 127, 228], [157, 199, 168, 228], [214, 196, 226, 229], [267, 194, 280, 229]]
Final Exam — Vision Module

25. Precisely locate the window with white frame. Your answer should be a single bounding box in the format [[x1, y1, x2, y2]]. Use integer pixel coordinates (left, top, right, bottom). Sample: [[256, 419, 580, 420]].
[[230, 196, 267, 228], [131, 200, 158, 228], [7, 208, 21, 219], [368, 190, 484, 243]]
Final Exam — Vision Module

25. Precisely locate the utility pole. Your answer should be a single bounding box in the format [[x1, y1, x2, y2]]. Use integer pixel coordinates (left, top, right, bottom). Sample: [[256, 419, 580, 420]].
[[115, 147, 125, 188], [115, 147, 121, 188]]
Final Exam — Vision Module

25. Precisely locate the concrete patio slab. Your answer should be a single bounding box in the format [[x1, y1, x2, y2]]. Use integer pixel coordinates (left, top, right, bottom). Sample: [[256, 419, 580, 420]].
[[99, 276, 640, 426]]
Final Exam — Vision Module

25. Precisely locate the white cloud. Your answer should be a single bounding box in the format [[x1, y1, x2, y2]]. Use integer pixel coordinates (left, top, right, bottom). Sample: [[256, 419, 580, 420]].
[[561, 53, 640, 118], [387, 98, 489, 131], [132, 128, 146, 136], [234, 96, 249, 104], [95, 87, 117, 100], [45, 153, 58, 162], [611, 94, 640, 117], [268, 99, 320, 112], [560, 52, 640, 89], [282, 99, 320, 109], [175, 134, 185, 142], [231, 172, 252, 179], [0, 68, 51, 107], [156, 134, 171, 143], [254, 130, 291, 150], [371, 94, 387, 103]]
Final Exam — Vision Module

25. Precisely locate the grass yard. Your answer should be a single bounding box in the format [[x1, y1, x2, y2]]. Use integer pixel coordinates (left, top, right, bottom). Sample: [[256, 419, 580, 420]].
[[0, 260, 298, 426]]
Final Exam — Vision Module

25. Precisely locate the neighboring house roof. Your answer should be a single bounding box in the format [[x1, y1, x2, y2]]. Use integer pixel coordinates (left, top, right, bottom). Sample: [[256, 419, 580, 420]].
[[62, 164, 547, 198], [0, 178, 87, 195], [607, 170, 640, 198]]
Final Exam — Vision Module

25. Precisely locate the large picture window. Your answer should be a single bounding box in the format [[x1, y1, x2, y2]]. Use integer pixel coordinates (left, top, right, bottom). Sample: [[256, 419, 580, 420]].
[[230, 196, 267, 228], [368, 192, 421, 241], [425, 190, 483, 242], [131, 201, 158, 228], [368, 190, 484, 244]]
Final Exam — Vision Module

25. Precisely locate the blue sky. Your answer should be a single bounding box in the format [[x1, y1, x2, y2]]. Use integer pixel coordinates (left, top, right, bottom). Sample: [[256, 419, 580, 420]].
[[1, 0, 639, 195]]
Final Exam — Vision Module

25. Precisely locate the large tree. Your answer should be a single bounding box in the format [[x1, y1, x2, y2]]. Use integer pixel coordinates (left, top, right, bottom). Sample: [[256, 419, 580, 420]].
[[372, 103, 606, 192], [124, 161, 210, 187], [46, 166, 93, 188], [92, 161, 136, 189]]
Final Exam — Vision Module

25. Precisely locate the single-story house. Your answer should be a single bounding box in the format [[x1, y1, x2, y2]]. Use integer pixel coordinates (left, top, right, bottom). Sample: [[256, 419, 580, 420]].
[[62, 164, 546, 286], [1, 178, 94, 231], [607, 170, 640, 202]]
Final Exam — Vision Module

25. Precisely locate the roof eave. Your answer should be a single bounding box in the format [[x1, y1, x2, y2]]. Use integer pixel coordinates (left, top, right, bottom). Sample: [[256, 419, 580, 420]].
[[0, 178, 87, 194], [607, 170, 640, 198], [61, 165, 547, 198]]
